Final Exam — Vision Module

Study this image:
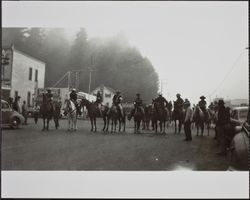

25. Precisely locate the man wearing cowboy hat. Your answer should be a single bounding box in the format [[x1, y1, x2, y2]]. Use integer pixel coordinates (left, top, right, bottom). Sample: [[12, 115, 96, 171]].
[[174, 93, 184, 112], [111, 90, 124, 117], [198, 95, 208, 119], [155, 93, 169, 108], [131, 93, 145, 117], [183, 99, 193, 141]]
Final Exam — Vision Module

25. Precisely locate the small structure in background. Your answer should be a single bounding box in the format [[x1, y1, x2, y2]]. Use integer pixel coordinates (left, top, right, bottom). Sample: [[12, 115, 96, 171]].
[[91, 84, 115, 107]]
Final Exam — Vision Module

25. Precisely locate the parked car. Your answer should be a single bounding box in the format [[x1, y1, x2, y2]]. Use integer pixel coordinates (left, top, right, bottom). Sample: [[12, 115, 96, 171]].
[[1, 100, 25, 129], [228, 109, 249, 171], [230, 106, 248, 124]]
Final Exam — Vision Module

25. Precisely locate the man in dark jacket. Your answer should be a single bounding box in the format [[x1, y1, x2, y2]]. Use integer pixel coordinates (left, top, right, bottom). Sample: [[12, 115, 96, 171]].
[[175, 93, 184, 110], [131, 93, 145, 117], [155, 93, 169, 108], [216, 99, 231, 155], [69, 88, 77, 103], [45, 89, 53, 102]]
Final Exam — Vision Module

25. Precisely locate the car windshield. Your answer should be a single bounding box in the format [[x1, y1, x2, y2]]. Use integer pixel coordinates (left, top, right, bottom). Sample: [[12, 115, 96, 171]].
[[239, 110, 248, 120], [1, 102, 10, 109]]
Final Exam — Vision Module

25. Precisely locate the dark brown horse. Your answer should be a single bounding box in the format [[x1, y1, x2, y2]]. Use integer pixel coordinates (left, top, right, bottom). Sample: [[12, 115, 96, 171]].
[[128, 106, 144, 134], [104, 105, 126, 133], [80, 99, 98, 132], [151, 100, 169, 134], [53, 101, 61, 130], [172, 101, 185, 134], [40, 94, 54, 131]]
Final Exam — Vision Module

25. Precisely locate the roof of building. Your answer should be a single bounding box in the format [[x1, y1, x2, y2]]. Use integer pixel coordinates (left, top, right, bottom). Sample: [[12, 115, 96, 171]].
[[3, 44, 46, 65]]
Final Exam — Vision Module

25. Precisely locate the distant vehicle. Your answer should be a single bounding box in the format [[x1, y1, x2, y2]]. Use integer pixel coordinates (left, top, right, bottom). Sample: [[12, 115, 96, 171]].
[[228, 109, 249, 171], [230, 106, 248, 125], [1, 100, 25, 129]]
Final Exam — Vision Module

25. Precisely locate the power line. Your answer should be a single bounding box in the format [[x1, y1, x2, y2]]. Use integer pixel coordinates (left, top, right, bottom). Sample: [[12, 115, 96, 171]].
[[208, 48, 247, 98]]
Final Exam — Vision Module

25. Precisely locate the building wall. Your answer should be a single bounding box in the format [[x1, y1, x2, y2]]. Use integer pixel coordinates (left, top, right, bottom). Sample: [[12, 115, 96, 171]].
[[10, 49, 45, 106]]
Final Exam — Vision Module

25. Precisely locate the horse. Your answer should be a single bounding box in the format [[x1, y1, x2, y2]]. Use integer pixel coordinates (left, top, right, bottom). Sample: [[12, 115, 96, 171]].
[[193, 106, 208, 136], [80, 99, 99, 132], [64, 99, 78, 131], [172, 101, 185, 134], [151, 100, 169, 134], [53, 101, 61, 130], [102, 105, 111, 132], [128, 106, 144, 134], [39, 94, 54, 131]]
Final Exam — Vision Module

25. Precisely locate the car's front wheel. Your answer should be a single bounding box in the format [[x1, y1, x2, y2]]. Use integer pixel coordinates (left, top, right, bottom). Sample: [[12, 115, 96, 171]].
[[10, 117, 20, 129]]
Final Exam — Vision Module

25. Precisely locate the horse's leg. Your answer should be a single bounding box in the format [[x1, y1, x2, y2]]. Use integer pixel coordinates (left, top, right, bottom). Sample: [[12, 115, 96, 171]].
[[46, 118, 49, 131], [118, 118, 121, 132], [42, 117, 45, 131], [134, 120, 137, 134], [174, 120, 177, 134], [90, 117, 93, 132], [196, 123, 199, 136], [163, 121, 166, 134], [106, 118, 109, 132], [207, 121, 210, 136], [103, 117, 106, 131], [138, 120, 141, 133], [94, 117, 97, 132], [123, 117, 126, 132], [201, 122, 204, 136], [178, 120, 181, 134]]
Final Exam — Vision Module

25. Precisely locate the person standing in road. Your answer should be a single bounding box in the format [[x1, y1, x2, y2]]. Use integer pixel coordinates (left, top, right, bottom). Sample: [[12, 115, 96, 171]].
[[215, 99, 231, 156], [183, 99, 193, 141], [22, 100, 28, 125]]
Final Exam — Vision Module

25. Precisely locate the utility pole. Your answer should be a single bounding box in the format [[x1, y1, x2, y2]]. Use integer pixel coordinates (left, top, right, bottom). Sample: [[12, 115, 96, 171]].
[[88, 55, 94, 97]]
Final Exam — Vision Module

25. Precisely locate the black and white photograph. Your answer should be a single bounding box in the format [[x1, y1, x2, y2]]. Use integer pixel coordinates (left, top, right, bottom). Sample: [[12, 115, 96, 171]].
[[1, 0, 249, 198]]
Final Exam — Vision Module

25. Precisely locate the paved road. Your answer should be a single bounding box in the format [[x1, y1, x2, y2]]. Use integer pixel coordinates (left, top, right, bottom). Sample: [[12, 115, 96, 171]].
[[1, 117, 229, 170]]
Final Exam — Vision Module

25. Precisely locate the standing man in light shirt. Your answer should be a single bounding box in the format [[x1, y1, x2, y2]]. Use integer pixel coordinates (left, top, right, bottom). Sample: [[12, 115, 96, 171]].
[[183, 99, 193, 141]]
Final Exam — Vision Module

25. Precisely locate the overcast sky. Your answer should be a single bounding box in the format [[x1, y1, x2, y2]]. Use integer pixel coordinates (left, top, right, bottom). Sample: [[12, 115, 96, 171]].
[[2, 1, 248, 104]]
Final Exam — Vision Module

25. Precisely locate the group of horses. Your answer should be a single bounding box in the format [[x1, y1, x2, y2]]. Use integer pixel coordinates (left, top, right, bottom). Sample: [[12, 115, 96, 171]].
[[39, 95, 216, 136]]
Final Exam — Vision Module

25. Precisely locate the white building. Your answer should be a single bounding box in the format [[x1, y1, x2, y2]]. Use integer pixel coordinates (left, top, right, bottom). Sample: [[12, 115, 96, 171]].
[[1, 45, 45, 107], [91, 84, 116, 106]]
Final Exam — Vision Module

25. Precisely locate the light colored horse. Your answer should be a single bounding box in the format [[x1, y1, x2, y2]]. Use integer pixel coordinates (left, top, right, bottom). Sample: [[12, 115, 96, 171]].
[[64, 99, 77, 131]]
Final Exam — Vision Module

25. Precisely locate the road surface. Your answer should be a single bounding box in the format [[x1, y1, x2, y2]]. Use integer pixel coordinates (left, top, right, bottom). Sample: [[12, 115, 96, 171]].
[[1, 117, 229, 170]]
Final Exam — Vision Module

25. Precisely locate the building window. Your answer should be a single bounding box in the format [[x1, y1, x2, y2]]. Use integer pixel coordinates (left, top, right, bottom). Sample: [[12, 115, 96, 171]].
[[27, 92, 31, 107], [35, 69, 38, 82], [29, 67, 32, 81], [14, 91, 18, 98]]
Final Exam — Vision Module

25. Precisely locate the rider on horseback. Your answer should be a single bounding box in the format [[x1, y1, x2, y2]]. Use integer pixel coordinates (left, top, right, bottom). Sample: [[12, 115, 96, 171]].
[[44, 89, 53, 105], [198, 95, 208, 119], [69, 88, 79, 114], [131, 93, 145, 116], [155, 93, 169, 111], [95, 90, 103, 117], [175, 93, 184, 109], [112, 90, 124, 118]]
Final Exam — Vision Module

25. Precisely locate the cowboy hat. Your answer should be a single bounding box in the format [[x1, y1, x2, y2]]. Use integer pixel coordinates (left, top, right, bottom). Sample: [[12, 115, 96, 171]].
[[176, 93, 181, 97], [200, 96, 206, 99]]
